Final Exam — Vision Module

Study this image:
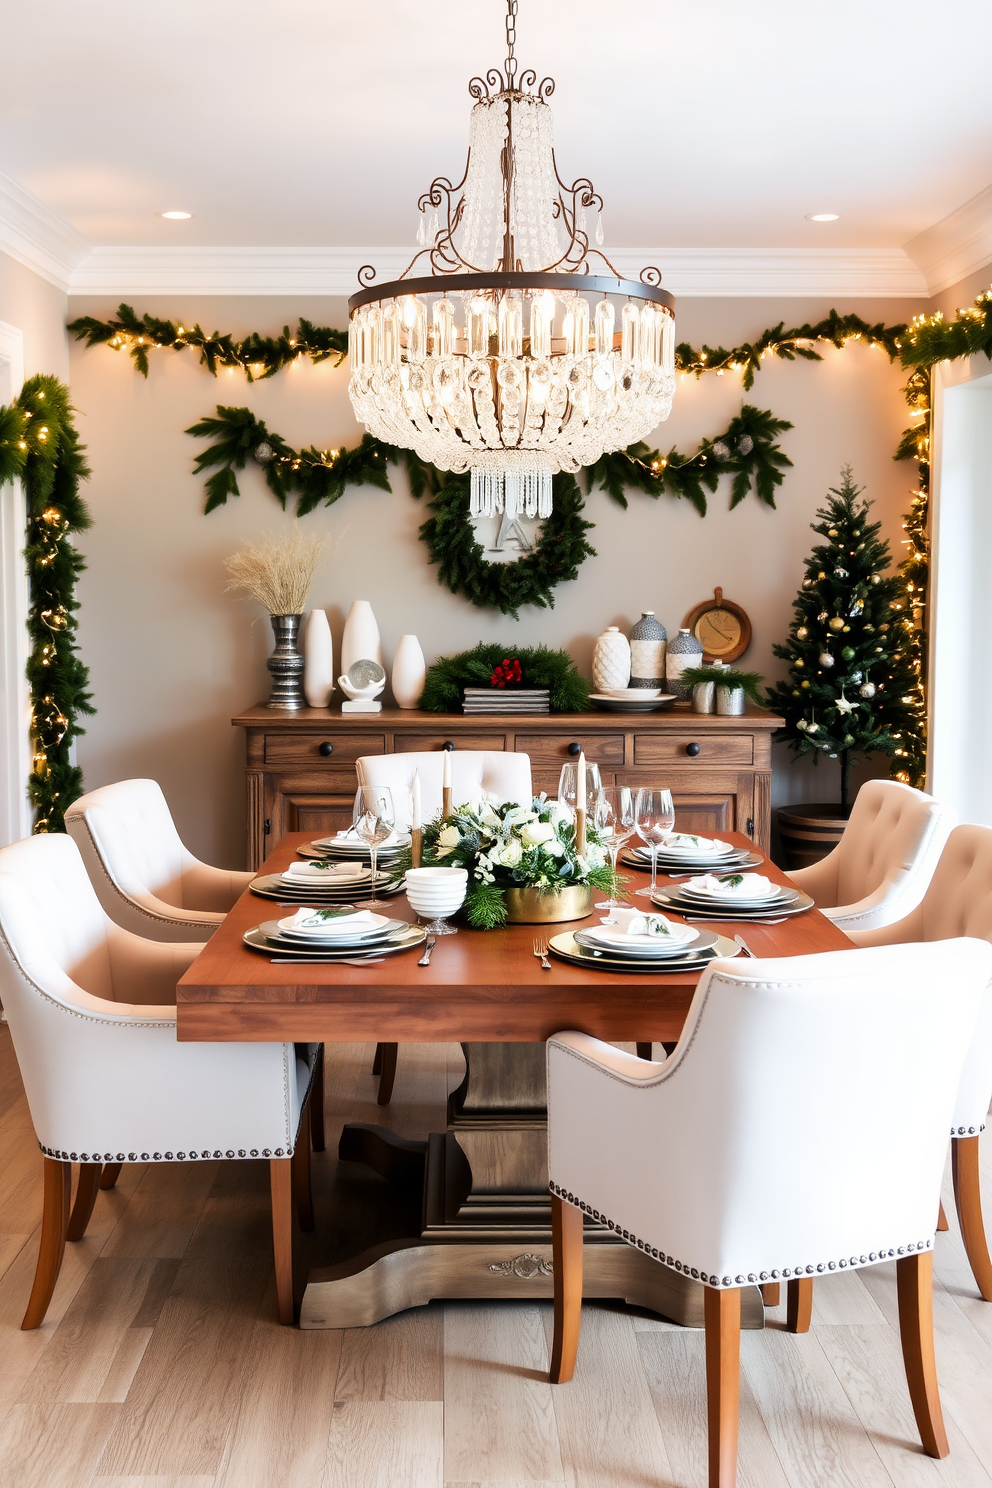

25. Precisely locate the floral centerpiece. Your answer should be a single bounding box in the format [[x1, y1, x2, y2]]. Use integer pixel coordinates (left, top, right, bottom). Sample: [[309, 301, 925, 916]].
[[407, 797, 617, 929]]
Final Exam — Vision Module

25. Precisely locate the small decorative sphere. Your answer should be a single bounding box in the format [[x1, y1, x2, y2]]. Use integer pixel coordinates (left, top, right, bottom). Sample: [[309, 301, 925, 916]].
[[860, 682, 876, 698], [834, 566, 848, 578], [842, 624, 850, 632], [802, 578, 812, 589], [871, 574, 881, 584], [253, 441, 274, 463], [736, 434, 754, 456], [819, 652, 835, 667], [879, 623, 890, 632], [828, 528, 838, 537], [796, 626, 809, 640], [794, 658, 804, 668], [828, 617, 844, 631], [818, 571, 826, 579], [801, 680, 811, 688], [842, 647, 855, 660], [711, 440, 730, 461]]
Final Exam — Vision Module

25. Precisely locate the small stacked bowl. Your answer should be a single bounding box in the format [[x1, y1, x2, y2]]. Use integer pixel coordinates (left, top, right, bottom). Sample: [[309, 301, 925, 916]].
[[404, 867, 468, 933]]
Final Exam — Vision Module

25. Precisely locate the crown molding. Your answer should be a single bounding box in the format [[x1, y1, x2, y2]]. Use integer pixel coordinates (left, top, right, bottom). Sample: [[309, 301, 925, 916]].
[[67, 243, 928, 298], [904, 183, 992, 296], [0, 171, 90, 294]]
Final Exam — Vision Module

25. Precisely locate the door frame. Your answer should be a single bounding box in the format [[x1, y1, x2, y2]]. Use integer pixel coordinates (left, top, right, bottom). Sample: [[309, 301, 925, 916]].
[[0, 320, 31, 846]]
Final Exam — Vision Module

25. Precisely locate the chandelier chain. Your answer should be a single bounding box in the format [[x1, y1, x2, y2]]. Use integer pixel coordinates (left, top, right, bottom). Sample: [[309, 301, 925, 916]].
[[505, 0, 518, 85]]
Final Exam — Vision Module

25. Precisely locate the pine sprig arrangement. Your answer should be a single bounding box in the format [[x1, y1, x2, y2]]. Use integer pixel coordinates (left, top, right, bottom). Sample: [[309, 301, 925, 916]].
[[67, 303, 348, 380], [420, 643, 590, 712], [765, 469, 920, 807], [0, 376, 95, 832]]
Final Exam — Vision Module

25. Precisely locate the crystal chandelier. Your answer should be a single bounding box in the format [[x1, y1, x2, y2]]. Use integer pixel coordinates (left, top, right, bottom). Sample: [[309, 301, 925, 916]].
[[348, 0, 676, 521]]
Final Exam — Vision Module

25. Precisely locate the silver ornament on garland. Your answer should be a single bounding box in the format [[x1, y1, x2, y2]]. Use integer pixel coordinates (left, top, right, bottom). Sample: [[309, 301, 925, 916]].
[[711, 440, 731, 461], [737, 434, 754, 456], [253, 441, 274, 463], [859, 682, 876, 698]]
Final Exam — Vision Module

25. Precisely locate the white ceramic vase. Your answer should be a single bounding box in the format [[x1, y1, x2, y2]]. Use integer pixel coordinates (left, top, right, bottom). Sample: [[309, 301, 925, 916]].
[[303, 608, 335, 708], [340, 600, 382, 673], [392, 634, 427, 709], [592, 626, 631, 692]]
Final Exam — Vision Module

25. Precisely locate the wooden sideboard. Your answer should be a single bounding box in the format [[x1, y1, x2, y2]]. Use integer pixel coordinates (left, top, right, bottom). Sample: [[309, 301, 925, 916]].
[[233, 702, 783, 870]]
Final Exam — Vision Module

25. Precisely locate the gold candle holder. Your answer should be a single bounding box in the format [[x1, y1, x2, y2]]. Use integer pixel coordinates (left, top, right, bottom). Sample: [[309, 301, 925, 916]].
[[442, 786, 453, 819], [575, 806, 586, 857], [411, 826, 423, 869]]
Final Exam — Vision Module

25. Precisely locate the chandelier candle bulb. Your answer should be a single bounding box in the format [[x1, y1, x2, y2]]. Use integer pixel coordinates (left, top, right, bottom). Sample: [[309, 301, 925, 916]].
[[594, 299, 615, 357], [498, 294, 523, 358], [622, 300, 640, 365]]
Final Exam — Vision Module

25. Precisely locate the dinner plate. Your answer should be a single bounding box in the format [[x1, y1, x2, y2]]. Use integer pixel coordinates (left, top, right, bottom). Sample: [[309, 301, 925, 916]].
[[677, 880, 800, 906], [298, 841, 407, 862], [621, 849, 763, 871], [548, 932, 739, 973], [250, 881, 405, 903], [588, 694, 677, 713], [650, 890, 815, 919], [264, 915, 406, 945], [243, 924, 425, 959], [574, 926, 717, 959]]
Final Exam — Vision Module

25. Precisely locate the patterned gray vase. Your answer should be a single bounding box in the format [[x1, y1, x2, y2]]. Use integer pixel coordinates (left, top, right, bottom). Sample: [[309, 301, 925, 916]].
[[665, 627, 703, 700], [266, 614, 306, 710], [629, 611, 668, 689]]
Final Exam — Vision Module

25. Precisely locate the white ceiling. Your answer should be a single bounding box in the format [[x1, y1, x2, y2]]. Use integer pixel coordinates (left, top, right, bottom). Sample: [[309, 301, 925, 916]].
[[2, 0, 992, 289]]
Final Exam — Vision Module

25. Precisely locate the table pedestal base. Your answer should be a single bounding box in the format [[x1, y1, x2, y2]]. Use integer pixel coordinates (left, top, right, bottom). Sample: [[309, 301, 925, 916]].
[[300, 1043, 764, 1332]]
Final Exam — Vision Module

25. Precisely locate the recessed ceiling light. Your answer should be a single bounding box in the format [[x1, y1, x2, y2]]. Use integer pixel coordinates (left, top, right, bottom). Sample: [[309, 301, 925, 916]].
[[806, 212, 839, 222], [159, 210, 193, 220]]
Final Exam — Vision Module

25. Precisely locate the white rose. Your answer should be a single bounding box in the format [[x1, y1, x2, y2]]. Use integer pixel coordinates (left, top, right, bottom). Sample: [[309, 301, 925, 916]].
[[584, 843, 607, 870], [503, 805, 537, 829], [498, 838, 523, 867], [547, 801, 571, 829], [520, 820, 556, 848], [542, 836, 566, 858]]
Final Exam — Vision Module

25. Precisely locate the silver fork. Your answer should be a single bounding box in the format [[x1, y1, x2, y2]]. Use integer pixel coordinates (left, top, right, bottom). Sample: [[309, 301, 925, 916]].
[[533, 937, 553, 971], [417, 936, 436, 967]]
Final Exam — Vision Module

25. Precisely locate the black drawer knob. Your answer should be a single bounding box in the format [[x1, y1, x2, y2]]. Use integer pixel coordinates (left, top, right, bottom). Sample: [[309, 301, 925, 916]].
[[318, 741, 334, 756], [685, 742, 701, 757], [567, 741, 582, 756], [442, 740, 456, 752]]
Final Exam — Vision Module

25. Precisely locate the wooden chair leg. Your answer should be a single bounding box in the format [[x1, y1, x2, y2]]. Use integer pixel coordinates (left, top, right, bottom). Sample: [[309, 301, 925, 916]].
[[761, 1282, 781, 1307], [550, 1194, 584, 1384], [896, 1251, 949, 1458], [376, 1041, 398, 1106], [292, 1104, 314, 1232], [786, 1276, 813, 1333], [269, 1158, 295, 1326], [66, 1162, 103, 1242], [952, 1135, 992, 1301], [309, 1046, 326, 1152], [937, 1199, 949, 1232], [704, 1286, 741, 1488], [371, 1042, 384, 1075], [22, 1158, 71, 1330], [635, 1042, 652, 1060]]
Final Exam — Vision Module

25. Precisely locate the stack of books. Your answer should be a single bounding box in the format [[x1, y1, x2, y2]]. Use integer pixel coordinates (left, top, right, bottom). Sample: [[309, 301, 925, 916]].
[[462, 687, 550, 714]]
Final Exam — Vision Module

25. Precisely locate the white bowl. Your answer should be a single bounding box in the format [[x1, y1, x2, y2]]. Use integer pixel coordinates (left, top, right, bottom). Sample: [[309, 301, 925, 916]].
[[405, 866, 467, 917]]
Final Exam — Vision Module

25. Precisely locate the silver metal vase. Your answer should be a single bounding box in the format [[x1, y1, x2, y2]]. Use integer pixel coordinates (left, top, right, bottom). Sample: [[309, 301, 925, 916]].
[[266, 614, 306, 710]]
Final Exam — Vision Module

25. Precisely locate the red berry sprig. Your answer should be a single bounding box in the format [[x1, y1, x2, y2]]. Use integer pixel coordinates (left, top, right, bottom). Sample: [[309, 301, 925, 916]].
[[490, 656, 523, 688]]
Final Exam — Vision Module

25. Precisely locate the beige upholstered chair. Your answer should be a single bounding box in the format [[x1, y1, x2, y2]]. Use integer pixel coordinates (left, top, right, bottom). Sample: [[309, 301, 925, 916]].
[[785, 779, 952, 933], [357, 749, 533, 1103], [66, 778, 253, 943], [356, 749, 533, 832], [850, 822, 992, 1302], [547, 941, 992, 1488], [0, 834, 319, 1328]]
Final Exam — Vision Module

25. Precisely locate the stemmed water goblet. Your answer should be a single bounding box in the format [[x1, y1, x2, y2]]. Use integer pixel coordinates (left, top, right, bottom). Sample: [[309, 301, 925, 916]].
[[633, 787, 676, 899], [351, 785, 395, 909], [592, 786, 636, 909], [557, 760, 603, 817]]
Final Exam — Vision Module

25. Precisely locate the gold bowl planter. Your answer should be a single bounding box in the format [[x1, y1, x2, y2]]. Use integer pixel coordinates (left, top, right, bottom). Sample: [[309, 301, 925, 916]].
[[504, 884, 593, 924]]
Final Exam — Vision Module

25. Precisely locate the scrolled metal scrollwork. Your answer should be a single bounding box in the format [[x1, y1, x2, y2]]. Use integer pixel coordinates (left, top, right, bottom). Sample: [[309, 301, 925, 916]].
[[640, 266, 664, 287], [357, 264, 378, 287]]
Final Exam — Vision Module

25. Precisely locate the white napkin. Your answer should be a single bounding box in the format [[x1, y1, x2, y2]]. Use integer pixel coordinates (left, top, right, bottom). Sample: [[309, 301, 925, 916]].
[[334, 827, 400, 849], [656, 833, 726, 856], [283, 860, 366, 881], [285, 907, 379, 935], [686, 872, 776, 900]]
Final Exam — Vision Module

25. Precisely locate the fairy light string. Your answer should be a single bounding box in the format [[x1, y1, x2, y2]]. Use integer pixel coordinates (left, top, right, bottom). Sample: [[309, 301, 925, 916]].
[[0, 376, 94, 832]]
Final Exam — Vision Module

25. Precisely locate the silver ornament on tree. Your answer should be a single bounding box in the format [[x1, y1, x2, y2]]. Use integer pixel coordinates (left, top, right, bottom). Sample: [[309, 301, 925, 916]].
[[859, 682, 876, 698], [819, 652, 835, 667]]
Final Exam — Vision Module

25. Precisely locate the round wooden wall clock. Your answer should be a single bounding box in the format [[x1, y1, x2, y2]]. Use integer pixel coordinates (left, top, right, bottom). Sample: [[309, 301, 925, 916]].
[[682, 587, 752, 663]]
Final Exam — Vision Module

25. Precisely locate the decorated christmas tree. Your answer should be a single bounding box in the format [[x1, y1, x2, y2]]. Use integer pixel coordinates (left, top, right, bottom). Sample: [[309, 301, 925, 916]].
[[765, 468, 922, 809]]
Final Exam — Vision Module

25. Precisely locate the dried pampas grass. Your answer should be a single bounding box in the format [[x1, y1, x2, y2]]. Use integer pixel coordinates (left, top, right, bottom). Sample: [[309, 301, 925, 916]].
[[224, 528, 327, 615]]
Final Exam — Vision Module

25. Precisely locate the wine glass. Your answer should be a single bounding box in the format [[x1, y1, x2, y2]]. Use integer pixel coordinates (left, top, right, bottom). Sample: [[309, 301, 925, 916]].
[[592, 786, 636, 909], [557, 760, 603, 816], [352, 785, 395, 909], [633, 788, 676, 899]]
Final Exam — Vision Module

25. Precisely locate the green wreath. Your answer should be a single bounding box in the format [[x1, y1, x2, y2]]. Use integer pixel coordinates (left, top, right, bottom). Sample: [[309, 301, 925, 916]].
[[418, 470, 595, 618]]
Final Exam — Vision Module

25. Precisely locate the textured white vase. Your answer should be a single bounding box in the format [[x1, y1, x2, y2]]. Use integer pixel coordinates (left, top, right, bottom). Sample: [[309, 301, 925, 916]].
[[592, 626, 631, 692], [303, 608, 335, 708], [392, 634, 427, 709], [340, 600, 382, 673]]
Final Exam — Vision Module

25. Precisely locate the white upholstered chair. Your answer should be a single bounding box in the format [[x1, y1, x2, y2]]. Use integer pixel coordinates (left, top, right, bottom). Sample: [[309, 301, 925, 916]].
[[849, 822, 992, 1303], [356, 749, 533, 832], [65, 779, 254, 943], [547, 941, 992, 1488], [785, 778, 952, 933], [357, 749, 533, 1103], [0, 833, 318, 1330]]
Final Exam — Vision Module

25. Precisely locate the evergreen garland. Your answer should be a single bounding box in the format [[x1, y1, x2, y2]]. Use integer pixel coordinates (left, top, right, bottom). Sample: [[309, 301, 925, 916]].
[[0, 377, 95, 832], [765, 470, 919, 807], [420, 643, 590, 712]]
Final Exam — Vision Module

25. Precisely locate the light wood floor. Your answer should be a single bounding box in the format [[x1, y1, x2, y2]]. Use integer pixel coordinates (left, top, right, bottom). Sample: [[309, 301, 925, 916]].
[[1, 1025, 991, 1488]]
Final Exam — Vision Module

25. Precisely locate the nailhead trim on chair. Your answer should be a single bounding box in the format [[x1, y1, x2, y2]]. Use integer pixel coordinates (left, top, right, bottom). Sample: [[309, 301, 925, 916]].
[[548, 1181, 934, 1288], [43, 1143, 290, 1161], [953, 1123, 985, 1135]]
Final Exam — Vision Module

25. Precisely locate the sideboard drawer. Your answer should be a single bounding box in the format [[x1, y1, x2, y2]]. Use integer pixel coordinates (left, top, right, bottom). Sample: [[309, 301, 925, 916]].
[[264, 732, 387, 765], [402, 732, 507, 752], [633, 733, 754, 766], [516, 732, 625, 765]]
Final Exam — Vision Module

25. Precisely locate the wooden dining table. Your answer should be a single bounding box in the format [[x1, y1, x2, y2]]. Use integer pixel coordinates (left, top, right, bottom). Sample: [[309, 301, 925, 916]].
[[178, 831, 850, 1330]]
